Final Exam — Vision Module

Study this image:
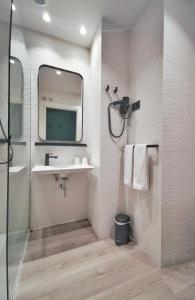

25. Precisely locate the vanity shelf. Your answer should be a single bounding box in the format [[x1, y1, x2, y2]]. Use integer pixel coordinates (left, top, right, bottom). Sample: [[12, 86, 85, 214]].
[[35, 142, 87, 147]]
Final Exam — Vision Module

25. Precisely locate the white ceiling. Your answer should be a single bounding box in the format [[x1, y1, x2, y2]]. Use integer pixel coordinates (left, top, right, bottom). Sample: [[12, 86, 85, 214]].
[[39, 66, 82, 94], [0, 0, 151, 48]]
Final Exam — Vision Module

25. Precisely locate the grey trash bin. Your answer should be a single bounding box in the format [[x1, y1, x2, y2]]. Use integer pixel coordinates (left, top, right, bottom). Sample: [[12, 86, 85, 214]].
[[115, 214, 130, 246]]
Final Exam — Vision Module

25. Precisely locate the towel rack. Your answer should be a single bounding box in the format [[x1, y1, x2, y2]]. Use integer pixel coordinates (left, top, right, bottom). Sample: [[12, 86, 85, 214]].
[[123, 144, 159, 150]]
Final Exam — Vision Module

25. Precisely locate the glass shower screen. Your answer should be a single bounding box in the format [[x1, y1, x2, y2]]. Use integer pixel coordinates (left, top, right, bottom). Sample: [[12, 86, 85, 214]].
[[8, 2, 31, 299], [0, 0, 12, 299]]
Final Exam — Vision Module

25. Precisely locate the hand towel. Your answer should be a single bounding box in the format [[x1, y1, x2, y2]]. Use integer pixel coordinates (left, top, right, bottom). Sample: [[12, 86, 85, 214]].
[[133, 144, 149, 191], [124, 144, 134, 186]]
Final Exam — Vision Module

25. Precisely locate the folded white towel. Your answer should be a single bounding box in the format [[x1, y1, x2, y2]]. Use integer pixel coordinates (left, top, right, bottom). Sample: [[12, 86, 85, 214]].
[[133, 144, 149, 191], [124, 144, 134, 186]]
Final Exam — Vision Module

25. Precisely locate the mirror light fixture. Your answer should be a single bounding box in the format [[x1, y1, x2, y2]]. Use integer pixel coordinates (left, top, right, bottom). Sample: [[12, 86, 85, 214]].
[[12, 3, 16, 11], [10, 59, 15, 64], [80, 25, 87, 35], [43, 12, 51, 23], [56, 70, 62, 75]]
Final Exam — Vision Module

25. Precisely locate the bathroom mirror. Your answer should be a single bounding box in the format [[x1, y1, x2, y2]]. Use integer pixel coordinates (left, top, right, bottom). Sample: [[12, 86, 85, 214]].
[[10, 56, 23, 139], [38, 65, 83, 142]]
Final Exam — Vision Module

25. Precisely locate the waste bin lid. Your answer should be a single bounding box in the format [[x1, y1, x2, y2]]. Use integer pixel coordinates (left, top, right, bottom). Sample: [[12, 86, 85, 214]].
[[115, 214, 130, 223]]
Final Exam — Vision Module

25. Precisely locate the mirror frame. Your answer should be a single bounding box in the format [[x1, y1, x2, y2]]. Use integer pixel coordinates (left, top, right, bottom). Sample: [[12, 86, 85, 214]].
[[10, 56, 24, 140], [38, 64, 84, 143]]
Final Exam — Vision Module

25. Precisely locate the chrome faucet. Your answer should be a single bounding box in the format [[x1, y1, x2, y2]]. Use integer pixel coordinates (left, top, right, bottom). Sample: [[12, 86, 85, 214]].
[[45, 153, 58, 166]]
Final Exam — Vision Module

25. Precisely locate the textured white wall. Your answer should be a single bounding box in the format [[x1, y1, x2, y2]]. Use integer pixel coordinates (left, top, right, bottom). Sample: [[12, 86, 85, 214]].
[[100, 21, 130, 238], [162, 0, 195, 266], [89, 21, 130, 239], [127, 0, 163, 266], [97, 20, 130, 239], [88, 26, 102, 236], [90, 13, 162, 249], [23, 29, 91, 229]]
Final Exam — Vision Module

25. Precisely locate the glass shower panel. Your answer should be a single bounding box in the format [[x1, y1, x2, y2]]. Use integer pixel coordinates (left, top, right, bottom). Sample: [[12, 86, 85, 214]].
[[8, 3, 31, 298], [0, 0, 12, 299]]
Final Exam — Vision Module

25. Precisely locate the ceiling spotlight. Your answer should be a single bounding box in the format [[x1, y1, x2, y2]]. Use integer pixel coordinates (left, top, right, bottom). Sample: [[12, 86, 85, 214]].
[[34, 0, 46, 5], [10, 59, 15, 64], [56, 70, 62, 75], [12, 4, 16, 11], [80, 25, 87, 35], [43, 12, 51, 23]]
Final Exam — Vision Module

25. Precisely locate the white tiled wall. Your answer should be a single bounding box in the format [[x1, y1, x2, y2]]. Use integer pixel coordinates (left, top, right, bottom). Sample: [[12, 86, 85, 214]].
[[88, 26, 102, 237], [89, 13, 163, 267], [99, 20, 130, 238], [162, 0, 195, 266], [127, 0, 163, 266], [89, 8, 163, 268], [127, 0, 195, 267], [89, 20, 130, 239]]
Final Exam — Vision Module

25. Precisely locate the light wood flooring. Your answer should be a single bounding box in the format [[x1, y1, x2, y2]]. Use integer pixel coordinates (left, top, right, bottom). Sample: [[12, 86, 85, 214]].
[[24, 220, 97, 262], [17, 223, 195, 300]]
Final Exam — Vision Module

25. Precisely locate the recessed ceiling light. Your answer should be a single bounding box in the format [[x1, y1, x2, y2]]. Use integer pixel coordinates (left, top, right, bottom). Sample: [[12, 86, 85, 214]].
[[80, 25, 87, 35], [12, 4, 16, 11], [10, 59, 15, 64], [43, 12, 51, 23], [34, 0, 46, 5], [56, 70, 62, 75]]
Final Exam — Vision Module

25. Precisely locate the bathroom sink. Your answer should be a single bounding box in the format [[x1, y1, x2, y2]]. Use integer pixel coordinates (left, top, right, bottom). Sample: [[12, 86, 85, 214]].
[[9, 166, 26, 175], [31, 164, 94, 175]]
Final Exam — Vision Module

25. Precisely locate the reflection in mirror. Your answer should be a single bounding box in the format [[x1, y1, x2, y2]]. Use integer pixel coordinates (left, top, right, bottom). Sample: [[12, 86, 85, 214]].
[[10, 56, 23, 139], [38, 65, 83, 142]]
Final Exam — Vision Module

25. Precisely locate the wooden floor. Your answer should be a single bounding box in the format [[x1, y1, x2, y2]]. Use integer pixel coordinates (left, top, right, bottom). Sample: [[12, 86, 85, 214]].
[[17, 224, 195, 300], [24, 220, 97, 262]]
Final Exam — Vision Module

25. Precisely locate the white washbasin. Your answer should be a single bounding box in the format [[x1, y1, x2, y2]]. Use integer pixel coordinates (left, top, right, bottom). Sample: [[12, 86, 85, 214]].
[[9, 166, 26, 175], [32, 164, 94, 175]]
